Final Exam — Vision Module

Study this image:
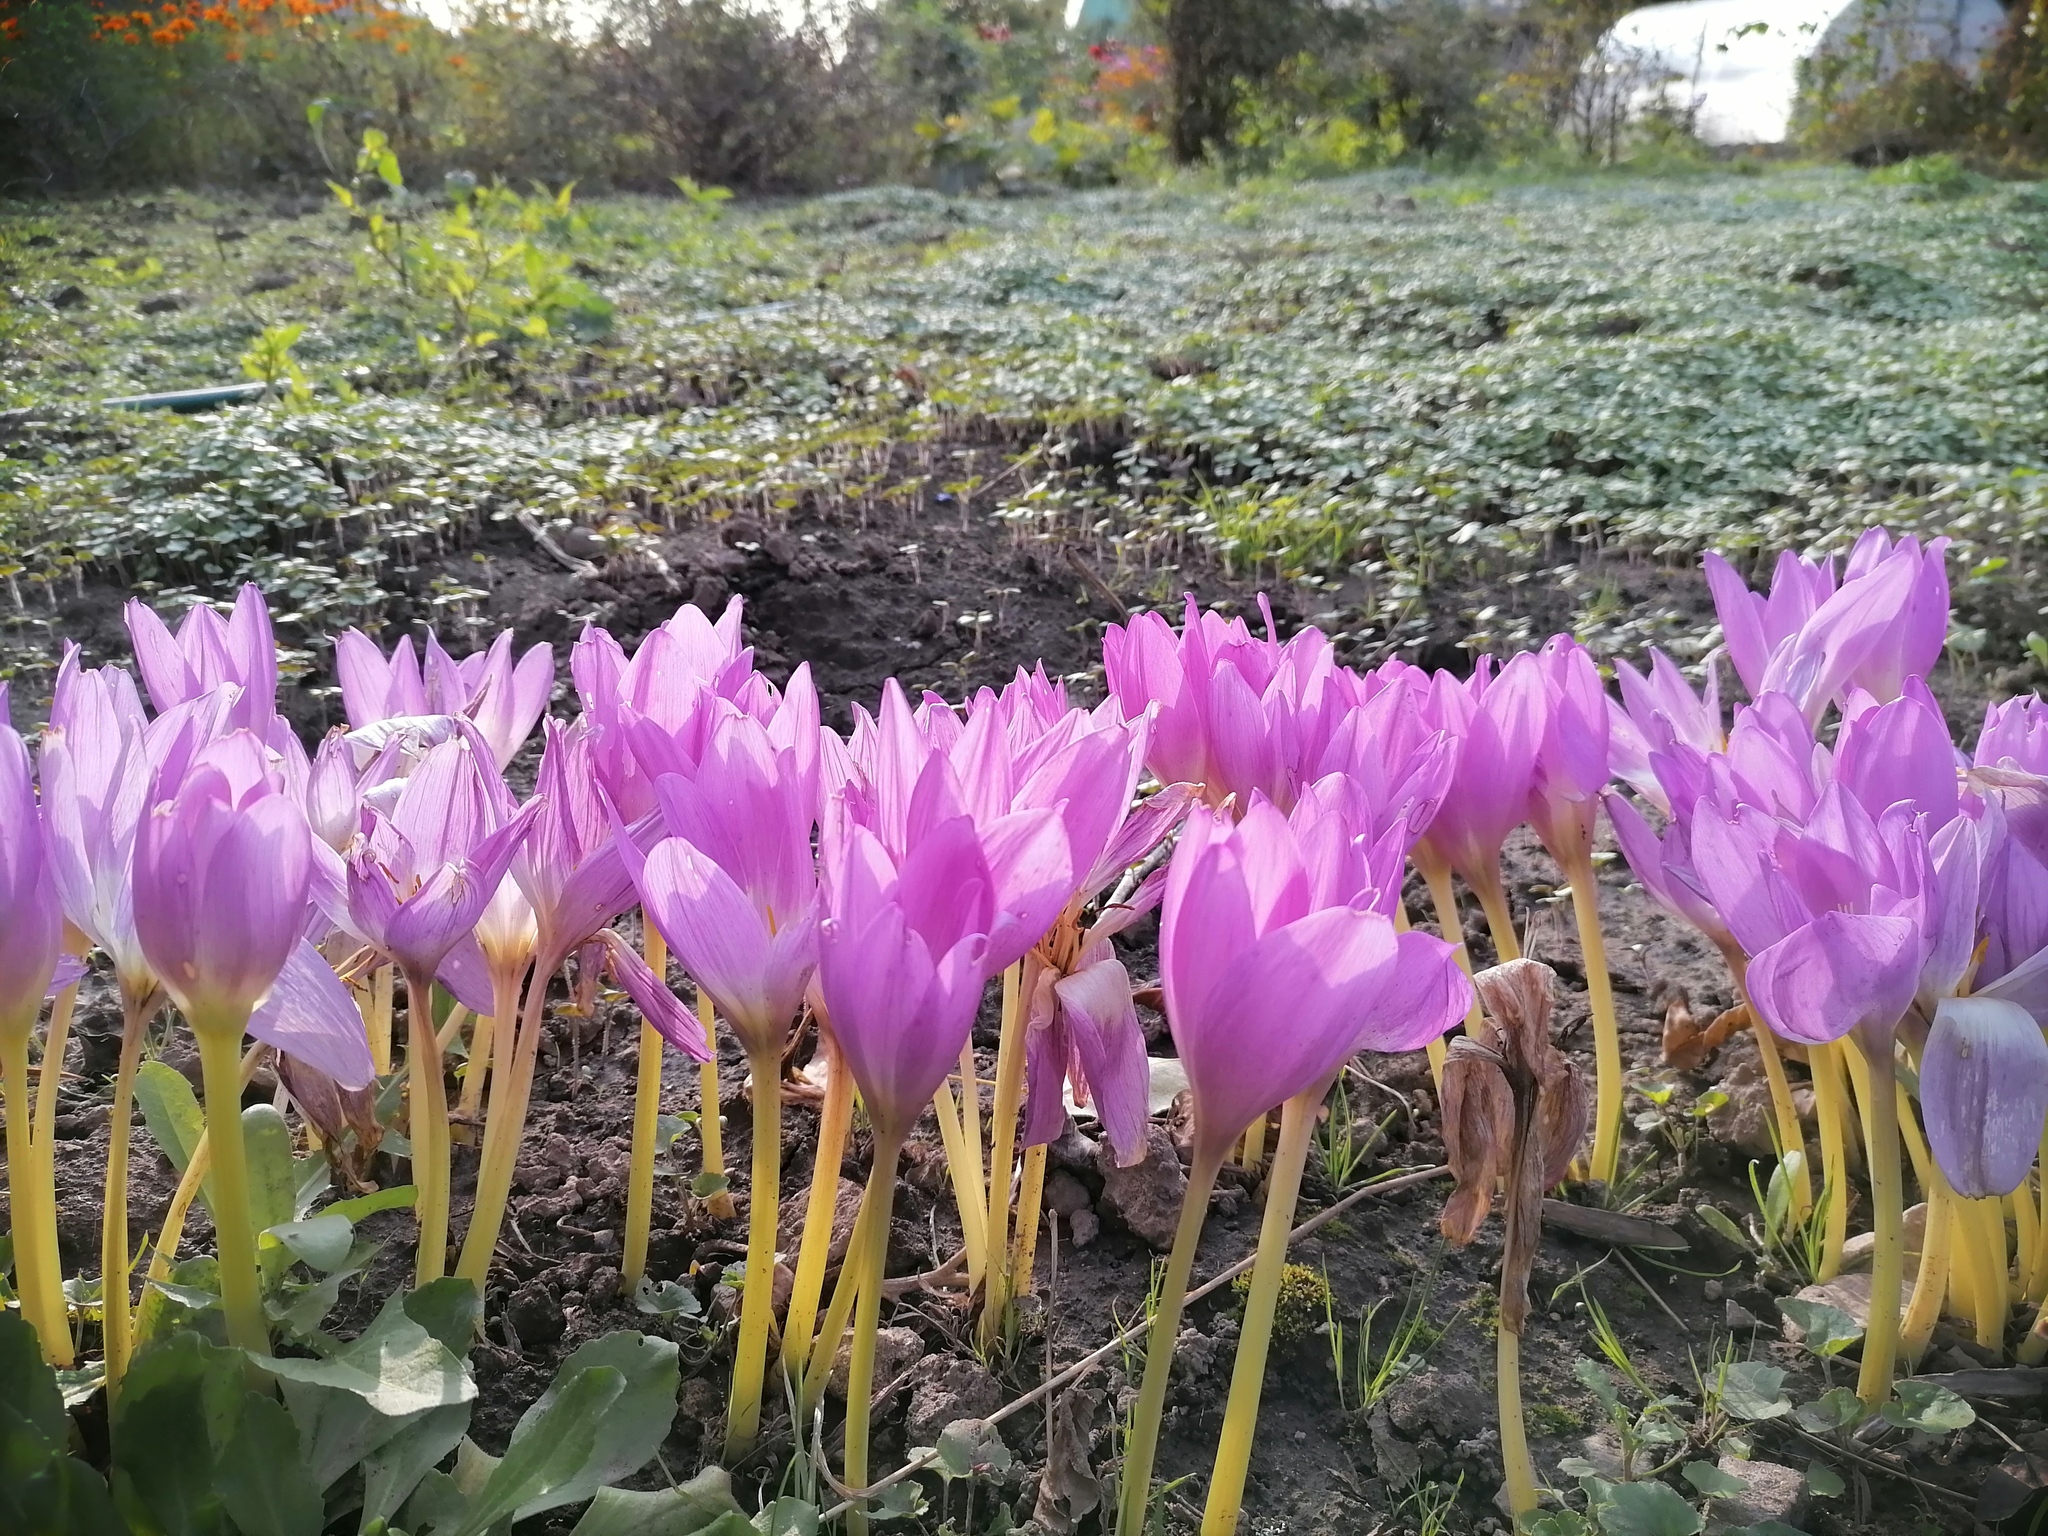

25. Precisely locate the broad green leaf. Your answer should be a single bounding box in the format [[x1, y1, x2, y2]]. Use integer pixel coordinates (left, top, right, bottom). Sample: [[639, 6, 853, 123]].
[[1717, 1361, 1791, 1421], [7, 1455, 127, 1536], [1592, 1479, 1703, 1536], [634, 1276, 702, 1318], [498, 1331, 681, 1520], [1574, 1356, 1621, 1415], [1519, 1514, 1595, 1536], [256, 1292, 474, 1419], [135, 1061, 208, 1202], [1696, 1206, 1749, 1249], [137, 1256, 224, 1347], [110, 1332, 239, 1536], [404, 1277, 484, 1356], [0, 1310, 69, 1465], [361, 1401, 473, 1530], [1883, 1379, 1975, 1433], [268, 1213, 355, 1273], [566, 1469, 745, 1536], [1775, 1298, 1862, 1357], [1792, 1387, 1865, 1434], [1683, 1461, 1749, 1498], [325, 1185, 418, 1224], [451, 1368, 622, 1536], [216, 1394, 324, 1536], [931, 1419, 1011, 1481], [1804, 1460, 1845, 1498], [751, 1497, 820, 1536], [866, 1482, 927, 1524], [244, 1105, 299, 1245]]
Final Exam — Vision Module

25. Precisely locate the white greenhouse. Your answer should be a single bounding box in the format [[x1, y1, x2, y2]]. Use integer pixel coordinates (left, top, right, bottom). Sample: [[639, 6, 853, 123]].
[[1597, 0, 2007, 145]]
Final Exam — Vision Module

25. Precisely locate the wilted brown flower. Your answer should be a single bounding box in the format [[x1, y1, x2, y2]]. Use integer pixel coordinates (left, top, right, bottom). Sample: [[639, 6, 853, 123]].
[[1439, 959, 1589, 1335]]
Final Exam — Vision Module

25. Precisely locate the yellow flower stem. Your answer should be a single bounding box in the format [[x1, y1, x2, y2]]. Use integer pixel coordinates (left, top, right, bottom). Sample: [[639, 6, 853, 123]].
[[2014, 1187, 2040, 1305], [1809, 1040, 1853, 1281], [1725, 951, 1812, 1222], [622, 929, 668, 1289], [1007, 1143, 1049, 1330], [1498, 1325, 1538, 1517], [101, 993, 156, 1400], [400, 966, 451, 1286], [1949, 1188, 1988, 1340], [931, 1079, 989, 1289], [140, 1042, 261, 1303], [726, 1045, 783, 1457], [193, 1015, 268, 1355], [1425, 1035, 1449, 1089], [1202, 1089, 1317, 1536], [698, 993, 736, 1220], [1565, 855, 1625, 1188], [843, 1128, 907, 1536], [1973, 1196, 2013, 1350], [1238, 1116, 1266, 1169], [979, 964, 1026, 1344], [1114, 1147, 1223, 1536], [1900, 1173, 1953, 1362], [1840, 1037, 1879, 1177], [459, 1007, 495, 1120], [1854, 1035, 1904, 1408], [1420, 859, 1487, 1041], [958, 1039, 985, 1227], [1896, 1080, 1931, 1203], [368, 965, 393, 1076], [801, 1196, 876, 1422], [2037, 1119, 2048, 1287], [458, 955, 548, 1286], [3, 1019, 69, 1365], [27, 983, 78, 1365], [783, 1038, 853, 1386], [1472, 864, 1522, 964]]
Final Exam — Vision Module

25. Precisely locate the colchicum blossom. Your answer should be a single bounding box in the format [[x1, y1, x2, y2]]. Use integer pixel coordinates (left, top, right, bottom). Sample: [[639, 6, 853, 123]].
[[336, 626, 555, 770], [131, 728, 317, 1355], [0, 689, 71, 1365], [1120, 795, 1469, 1536], [125, 584, 278, 735], [1920, 997, 2048, 1201]]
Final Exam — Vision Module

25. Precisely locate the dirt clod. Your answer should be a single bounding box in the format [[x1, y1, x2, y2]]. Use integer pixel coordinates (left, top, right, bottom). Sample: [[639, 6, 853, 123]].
[[1095, 1124, 1184, 1250]]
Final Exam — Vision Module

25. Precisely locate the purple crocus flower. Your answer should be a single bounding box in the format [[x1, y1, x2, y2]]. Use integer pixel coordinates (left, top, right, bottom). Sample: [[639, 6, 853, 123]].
[[1919, 996, 2048, 1199], [1703, 548, 1836, 697], [1160, 798, 1471, 1168], [1494, 637, 1613, 871], [336, 627, 554, 770], [1411, 659, 1536, 897], [0, 688, 61, 1030], [125, 584, 277, 735]]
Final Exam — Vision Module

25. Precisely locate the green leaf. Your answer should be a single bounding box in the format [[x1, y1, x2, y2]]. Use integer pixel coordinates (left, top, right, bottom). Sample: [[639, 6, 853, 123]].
[[137, 1256, 224, 1347], [1882, 1379, 1975, 1433], [110, 1331, 240, 1536], [0, 1310, 70, 1466], [135, 1061, 208, 1199], [1697, 1205, 1749, 1249], [1804, 1460, 1845, 1498], [1593, 1479, 1703, 1536], [1717, 1361, 1791, 1421], [1683, 1462, 1750, 1498], [216, 1393, 324, 1536], [325, 1185, 418, 1225], [1574, 1356, 1622, 1415], [1519, 1515, 1595, 1536], [866, 1482, 926, 1524], [268, 1213, 355, 1273], [633, 1276, 702, 1319], [497, 1331, 681, 1520], [362, 1401, 473, 1529], [1792, 1387, 1865, 1434], [692, 1172, 731, 1200], [566, 1468, 745, 1536], [403, 1277, 483, 1357], [450, 1370, 621, 1536], [1775, 1298, 1862, 1357], [256, 1293, 475, 1418], [931, 1419, 1011, 1481], [245, 1105, 299, 1242], [751, 1498, 820, 1536]]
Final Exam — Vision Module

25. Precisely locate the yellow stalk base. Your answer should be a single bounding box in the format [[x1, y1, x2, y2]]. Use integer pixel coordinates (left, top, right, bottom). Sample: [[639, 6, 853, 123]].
[[931, 1079, 989, 1289], [1854, 1040, 1903, 1408], [1201, 1092, 1316, 1536], [1498, 1327, 1538, 1516], [842, 1132, 906, 1536], [4, 1025, 69, 1365], [1900, 1175, 1952, 1362], [802, 1197, 875, 1422], [403, 969, 452, 1286], [1425, 1034, 1448, 1091], [2017, 1181, 2044, 1305], [1473, 866, 1522, 964], [726, 1048, 782, 1457], [1008, 1143, 1049, 1325], [194, 1019, 268, 1355], [1810, 1041, 1853, 1281], [102, 1000, 152, 1398], [1566, 858, 1624, 1188], [958, 1039, 985, 1234], [1114, 1149, 1222, 1536], [1728, 951, 1814, 1222], [783, 1042, 854, 1385], [459, 1010, 495, 1120], [140, 1043, 260, 1310], [1973, 1196, 2012, 1351], [459, 958, 547, 1286], [368, 965, 393, 1076], [978, 963, 1026, 1349], [623, 930, 667, 1289], [1421, 861, 1487, 1040], [698, 993, 736, 1220]]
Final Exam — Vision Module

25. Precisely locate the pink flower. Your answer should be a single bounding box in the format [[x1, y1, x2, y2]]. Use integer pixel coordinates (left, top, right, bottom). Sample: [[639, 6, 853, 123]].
[[125, 584, 277, 735], [0, 687, 61, 1029], [336, 626, 554, 770]]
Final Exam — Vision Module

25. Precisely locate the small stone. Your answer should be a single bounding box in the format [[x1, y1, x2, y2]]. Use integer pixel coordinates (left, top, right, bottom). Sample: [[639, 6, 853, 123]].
[[138, 293, 185, 315], [829, 1325, 925, 1401], [1703, 1280, 1725, 1302], [780, 1178, 864, 1268], [242, 271, 297, 294], [1386, 1367, 1492, 1443], [905, 1355, 1003, 1446], [677, 1374, 724, 1440], [1725, 1300, 1766, 1331], [1096, 1124, 1186, 1250], [1171, 1327, 1219, 1383], [1047, 1120, 1100, 1177], [1572, 1432, 1627, 1481], [1043, 1169, 1092, 1219], [1367, 1408, 1422, 1486], [1705, 1454, 1806, 1534], [1066, 1208, 1100, 1248], [587, 1266, 622, 1307], [48, 284, 86, 309], [1788, 1273, 1873, 1332], [1840, 1203, 1926, 1271]]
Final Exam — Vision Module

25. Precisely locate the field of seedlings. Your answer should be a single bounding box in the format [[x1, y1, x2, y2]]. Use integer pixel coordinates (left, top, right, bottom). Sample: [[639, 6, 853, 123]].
[[6, 163, 2048, 1536]]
